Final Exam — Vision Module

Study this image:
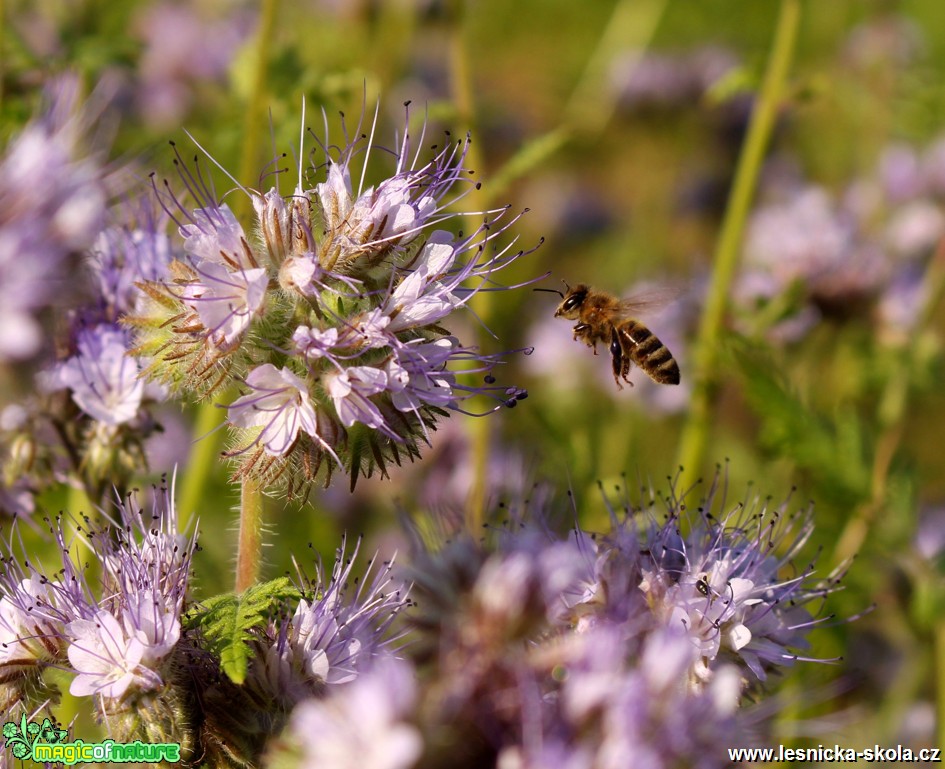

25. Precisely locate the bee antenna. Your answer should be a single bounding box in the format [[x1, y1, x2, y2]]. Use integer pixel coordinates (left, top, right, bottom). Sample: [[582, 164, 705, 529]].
[[533, 287, 565, 299]]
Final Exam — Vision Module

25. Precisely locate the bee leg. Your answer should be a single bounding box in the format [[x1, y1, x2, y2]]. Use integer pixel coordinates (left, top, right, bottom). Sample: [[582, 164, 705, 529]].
[[609, 327, 625, 389], [572, 323, 598, 352], [620, 352, 634, 387]]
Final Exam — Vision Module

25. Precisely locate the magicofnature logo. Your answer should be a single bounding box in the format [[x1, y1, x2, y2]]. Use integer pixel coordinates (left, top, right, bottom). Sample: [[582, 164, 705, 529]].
[[3, 715, 68, 760], [2, 716, 181, 765]]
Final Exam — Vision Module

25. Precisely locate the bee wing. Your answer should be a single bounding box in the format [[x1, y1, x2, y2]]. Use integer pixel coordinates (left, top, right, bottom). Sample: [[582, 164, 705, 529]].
[[614, 283, 684, 319]]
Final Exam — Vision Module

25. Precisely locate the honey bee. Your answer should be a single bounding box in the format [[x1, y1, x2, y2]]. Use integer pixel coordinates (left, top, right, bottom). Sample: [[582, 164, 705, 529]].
[[548, 283, 680, 389]]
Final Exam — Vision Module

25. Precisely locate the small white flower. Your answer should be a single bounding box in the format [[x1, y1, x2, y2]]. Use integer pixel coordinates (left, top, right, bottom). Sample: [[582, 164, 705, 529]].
[[289, 598, 362, 685], [326, 366, 389, 431], [316, 162, 354, 232], [385, 233, 460, 332], [279, 253, 319, 294], [228, 364, 319, 456], [121, 590, 181, 667], [0, 576, 58, 664], [181, 260, 268, 349], [67, 610, 161, 700], [180, 204, 252, 269], [294, 325, 341, 360]]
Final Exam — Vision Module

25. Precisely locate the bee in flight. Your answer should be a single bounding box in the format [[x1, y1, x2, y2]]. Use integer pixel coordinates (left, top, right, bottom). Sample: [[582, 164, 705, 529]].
[[545, 283, 680, 389]]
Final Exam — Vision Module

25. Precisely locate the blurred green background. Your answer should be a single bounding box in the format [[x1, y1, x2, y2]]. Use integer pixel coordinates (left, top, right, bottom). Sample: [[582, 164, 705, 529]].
[[3, 0, 945, 764]]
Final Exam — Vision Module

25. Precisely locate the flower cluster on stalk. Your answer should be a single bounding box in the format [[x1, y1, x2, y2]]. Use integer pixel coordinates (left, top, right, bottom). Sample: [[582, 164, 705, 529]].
[[363, 469, 848, 769], [0, 483, 411, 767], [0, 80, 182, 516], [0, 483, 195, 738], [131, 105, 536, 493], [245, 536, 410, 712]]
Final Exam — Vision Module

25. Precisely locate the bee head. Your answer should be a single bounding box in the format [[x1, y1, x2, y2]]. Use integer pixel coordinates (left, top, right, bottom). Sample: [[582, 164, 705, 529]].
[[554, 284, 589, 318]]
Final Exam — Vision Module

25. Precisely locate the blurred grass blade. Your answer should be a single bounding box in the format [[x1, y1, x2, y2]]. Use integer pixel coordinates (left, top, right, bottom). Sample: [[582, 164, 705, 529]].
[[675, 0, 801, 487]]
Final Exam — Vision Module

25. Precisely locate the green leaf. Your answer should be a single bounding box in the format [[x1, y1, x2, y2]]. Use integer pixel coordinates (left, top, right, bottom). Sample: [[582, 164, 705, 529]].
[[185, 577, 299, 684], [733, 341, 872, 506]]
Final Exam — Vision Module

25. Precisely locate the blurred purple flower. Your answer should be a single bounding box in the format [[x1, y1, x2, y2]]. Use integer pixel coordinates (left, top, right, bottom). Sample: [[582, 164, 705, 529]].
[[89, 201, 176, 321], [610, 45, 740, 111], [134, 3, 255, 128], [0, 75, 110, 361], [916, 507, 945, 561], [842, 15, 925, 71], [43, 324, 144, 426], [274, 657, 421, 769]]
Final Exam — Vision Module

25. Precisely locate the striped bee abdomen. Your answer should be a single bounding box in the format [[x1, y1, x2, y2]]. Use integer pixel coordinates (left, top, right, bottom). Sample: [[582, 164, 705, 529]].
[[619, 321, 680, 385]]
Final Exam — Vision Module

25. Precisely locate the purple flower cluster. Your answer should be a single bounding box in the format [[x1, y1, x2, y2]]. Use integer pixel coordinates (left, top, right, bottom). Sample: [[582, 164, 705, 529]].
[[0, 484, 411, 766], [43, 197, 174, 425], [2, 194, 179, 507], [133, 105, 537, 492], [369, 471, 843, 769], [0, 483, 195, 718], [736, 134, 945, 341], [0, 75, 109, 362], [610, 45, 740, 111], [246, 536, 410, 710], [133, 2, 255, 128]]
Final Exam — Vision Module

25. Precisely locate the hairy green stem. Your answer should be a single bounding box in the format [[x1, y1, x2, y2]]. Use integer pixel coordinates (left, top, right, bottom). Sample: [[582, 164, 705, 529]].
[[235, 476, 265, 592], [675, 0, 800, 488], [178, 0, 279, 578]]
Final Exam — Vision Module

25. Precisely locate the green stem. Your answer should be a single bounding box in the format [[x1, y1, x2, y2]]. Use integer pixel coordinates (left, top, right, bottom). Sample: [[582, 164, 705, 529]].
[[177, 399, 227, 519], [235, 476, 264, 592], [448, 1, 492, 531], [674, 0, 800, 488], [234, 0, 280, 220], [230, 0, 280, 592]]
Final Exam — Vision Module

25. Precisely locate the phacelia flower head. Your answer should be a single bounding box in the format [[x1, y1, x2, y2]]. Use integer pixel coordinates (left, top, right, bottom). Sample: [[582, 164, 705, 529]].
[[623, 472, 846, 685], [63, 484, 195, 704], [132, 103, 537, 493], [0, 479, 196, 727], [32, 194, 176, 497], [247, 536, 410, 711], [399, 469, 848, 765]]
